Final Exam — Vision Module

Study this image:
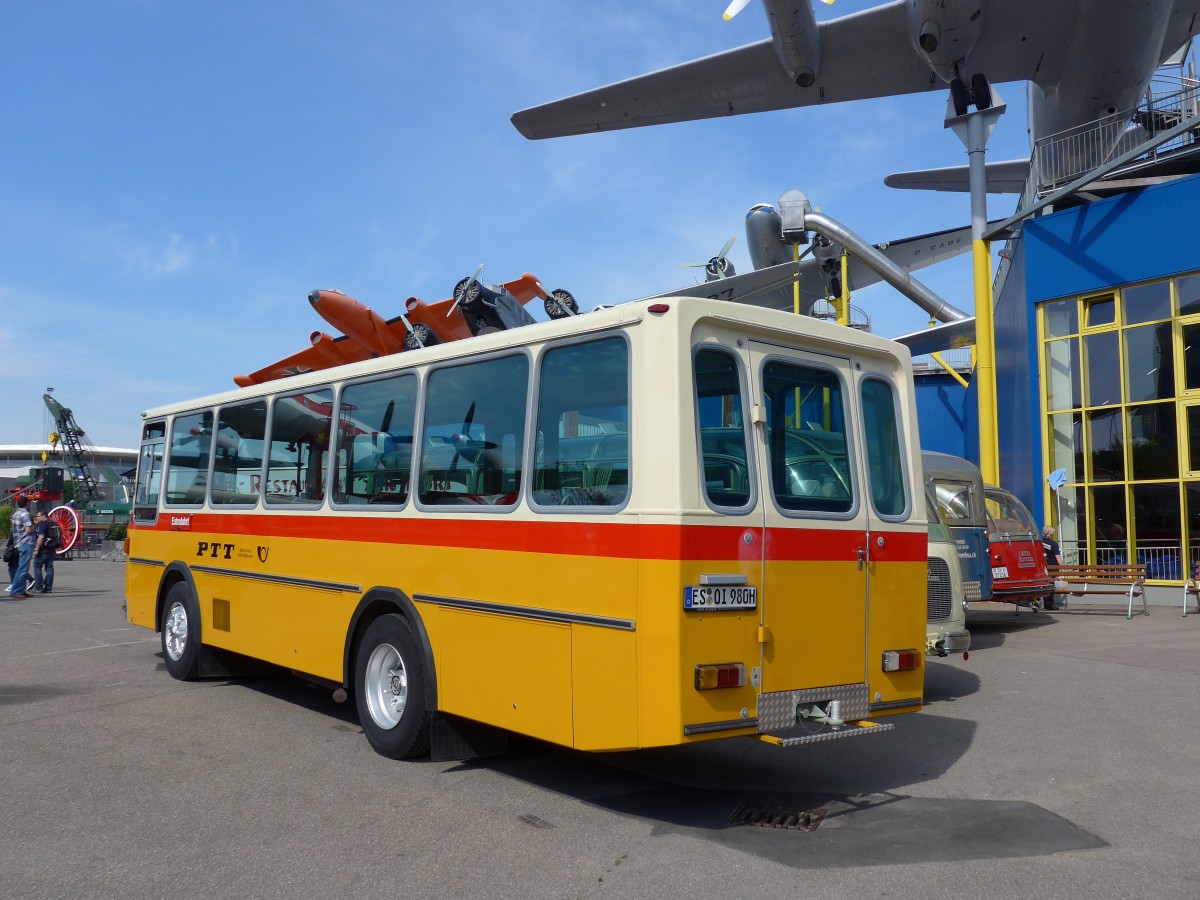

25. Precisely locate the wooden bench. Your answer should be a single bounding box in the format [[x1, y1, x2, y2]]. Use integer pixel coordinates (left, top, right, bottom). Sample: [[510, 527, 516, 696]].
[[1184, 579, 1199, 618], [1049, 563, 1148, 619]]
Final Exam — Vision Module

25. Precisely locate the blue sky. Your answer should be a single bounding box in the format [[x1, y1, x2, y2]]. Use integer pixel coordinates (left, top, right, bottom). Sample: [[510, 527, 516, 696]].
[[2, 1, 1035, 449]]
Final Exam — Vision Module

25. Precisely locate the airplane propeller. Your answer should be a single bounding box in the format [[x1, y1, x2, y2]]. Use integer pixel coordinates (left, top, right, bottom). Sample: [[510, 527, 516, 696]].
[[684, 236, 737, 281], [447, 264, 485, 319], [724, 0, 832, 20]]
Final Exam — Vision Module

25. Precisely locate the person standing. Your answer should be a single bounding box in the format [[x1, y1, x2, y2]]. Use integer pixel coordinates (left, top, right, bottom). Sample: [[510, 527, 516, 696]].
[[5, 496, 34, 598], [31, 510, 55, 594], [1041, 524, 1064, 610]]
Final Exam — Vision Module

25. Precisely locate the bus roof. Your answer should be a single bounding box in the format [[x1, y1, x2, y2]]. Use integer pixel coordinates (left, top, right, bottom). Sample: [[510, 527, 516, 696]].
[[141, 296, 915, 420], [920, 451, 983, 485]]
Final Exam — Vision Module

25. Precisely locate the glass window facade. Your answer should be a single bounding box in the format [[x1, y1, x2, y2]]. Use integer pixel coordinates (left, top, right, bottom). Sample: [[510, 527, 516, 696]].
[[1039, 273, 1200, 580]]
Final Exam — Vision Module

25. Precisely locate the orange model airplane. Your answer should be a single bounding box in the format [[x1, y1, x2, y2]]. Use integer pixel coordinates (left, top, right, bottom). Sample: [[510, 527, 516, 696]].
[[234, 271, 576, 388]]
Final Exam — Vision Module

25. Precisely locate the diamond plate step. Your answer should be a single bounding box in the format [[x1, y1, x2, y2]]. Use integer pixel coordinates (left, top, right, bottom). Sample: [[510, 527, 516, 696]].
[[757, 720, 895, 747]]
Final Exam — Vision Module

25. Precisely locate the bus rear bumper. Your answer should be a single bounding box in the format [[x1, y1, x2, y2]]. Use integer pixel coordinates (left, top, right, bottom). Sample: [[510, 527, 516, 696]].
[[753, 682, 907, 745]]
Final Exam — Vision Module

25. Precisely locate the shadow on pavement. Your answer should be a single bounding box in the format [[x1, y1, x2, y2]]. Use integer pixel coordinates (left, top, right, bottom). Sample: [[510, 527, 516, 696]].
[[923, 658, 981, 705], [185, 651, 1103, 869], [965, 606, 1058, 650]]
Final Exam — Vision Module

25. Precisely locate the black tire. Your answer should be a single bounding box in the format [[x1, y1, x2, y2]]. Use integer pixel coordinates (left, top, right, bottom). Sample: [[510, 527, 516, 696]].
[[161, 582, 200, 681], [355, 614, 430, 759], [950, 78, 970, 117], [971, 72, 992, 111]]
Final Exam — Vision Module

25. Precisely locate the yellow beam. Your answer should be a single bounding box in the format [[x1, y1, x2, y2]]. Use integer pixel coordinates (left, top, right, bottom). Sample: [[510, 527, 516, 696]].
[[838, 251, 849, 326], [973, 239, 999, 483], [931, 352, 970, 389]]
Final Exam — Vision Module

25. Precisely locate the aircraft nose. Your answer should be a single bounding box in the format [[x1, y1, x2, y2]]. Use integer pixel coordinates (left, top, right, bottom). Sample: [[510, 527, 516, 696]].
[[308, 290, 322, 307]]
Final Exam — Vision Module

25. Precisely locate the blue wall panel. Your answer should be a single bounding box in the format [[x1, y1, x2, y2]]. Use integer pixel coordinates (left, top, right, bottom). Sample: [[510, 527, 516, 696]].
[[1024, 173, 1200, 301], [915, 373, 978, 462], [994, 235, 1042, 516]]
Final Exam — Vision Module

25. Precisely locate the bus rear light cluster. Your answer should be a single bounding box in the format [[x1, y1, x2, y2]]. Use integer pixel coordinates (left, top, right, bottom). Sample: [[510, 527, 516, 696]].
[[695, 663, 745, 690], [882, 649, 920, 672]]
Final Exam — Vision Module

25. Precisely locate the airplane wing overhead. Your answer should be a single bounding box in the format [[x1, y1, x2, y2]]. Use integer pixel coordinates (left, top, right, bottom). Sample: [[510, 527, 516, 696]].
[[513, 2, 940, 139], [884, 159, 1032, 194], [892, 317, 977, 357], [843, 220, 1012, 297]]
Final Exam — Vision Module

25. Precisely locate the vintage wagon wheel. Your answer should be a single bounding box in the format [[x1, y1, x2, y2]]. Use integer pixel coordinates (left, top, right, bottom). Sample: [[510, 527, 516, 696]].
[[48, 505, 81, 555]]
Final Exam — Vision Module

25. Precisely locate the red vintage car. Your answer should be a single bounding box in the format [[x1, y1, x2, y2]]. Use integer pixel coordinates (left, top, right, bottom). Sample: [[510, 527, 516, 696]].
[[984, 486, 1054, 608]]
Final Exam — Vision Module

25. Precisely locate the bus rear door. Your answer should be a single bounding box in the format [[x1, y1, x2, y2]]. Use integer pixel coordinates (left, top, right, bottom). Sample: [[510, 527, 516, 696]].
[[751, 342, 924, 716], [752, 343, 865, 693]]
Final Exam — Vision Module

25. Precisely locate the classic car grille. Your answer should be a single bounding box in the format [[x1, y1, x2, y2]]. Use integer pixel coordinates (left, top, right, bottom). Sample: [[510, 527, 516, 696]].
[[927, 556, 954, 620]]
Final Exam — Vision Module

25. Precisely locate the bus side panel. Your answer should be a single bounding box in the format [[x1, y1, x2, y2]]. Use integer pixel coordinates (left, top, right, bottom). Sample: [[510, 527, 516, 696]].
[[571, 627, 639, 751], [425, 606, 574, 747], [637, 558, 685, 747], [125, 530, 162, 628], [191, 536, 350, 683], [866, 556, 927, 712]]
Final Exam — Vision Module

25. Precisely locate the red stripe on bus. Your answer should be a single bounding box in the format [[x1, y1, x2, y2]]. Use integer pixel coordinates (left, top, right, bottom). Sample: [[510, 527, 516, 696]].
[[144, 514, 926, 563]]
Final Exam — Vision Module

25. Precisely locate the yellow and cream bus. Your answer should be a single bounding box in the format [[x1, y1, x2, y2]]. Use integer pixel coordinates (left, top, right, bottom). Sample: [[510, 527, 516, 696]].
[[125, 296, 927, 759]]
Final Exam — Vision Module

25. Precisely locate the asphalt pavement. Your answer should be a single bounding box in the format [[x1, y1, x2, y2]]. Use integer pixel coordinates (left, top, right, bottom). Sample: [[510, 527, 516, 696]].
[[1, 560, 1198, 899]]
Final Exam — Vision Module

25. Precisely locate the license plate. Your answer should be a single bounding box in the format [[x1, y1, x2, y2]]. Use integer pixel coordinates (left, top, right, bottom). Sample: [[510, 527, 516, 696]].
[[684, 585, 757, 610], [992, 566, 1009, 579]]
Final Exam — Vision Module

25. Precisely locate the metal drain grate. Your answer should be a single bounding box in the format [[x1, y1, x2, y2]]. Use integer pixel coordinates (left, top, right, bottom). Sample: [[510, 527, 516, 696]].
[[727, 802, 828, 832]]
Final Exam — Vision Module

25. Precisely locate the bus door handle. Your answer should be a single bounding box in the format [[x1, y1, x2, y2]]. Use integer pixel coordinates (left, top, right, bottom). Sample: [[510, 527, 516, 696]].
[[857, 547, 866, 571]]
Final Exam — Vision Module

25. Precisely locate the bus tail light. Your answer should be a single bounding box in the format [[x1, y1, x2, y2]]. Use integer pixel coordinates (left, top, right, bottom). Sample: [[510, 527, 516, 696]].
[[648, 303, 671, 314], [695, 663, 745, 690], [882, 649, 920, 672]]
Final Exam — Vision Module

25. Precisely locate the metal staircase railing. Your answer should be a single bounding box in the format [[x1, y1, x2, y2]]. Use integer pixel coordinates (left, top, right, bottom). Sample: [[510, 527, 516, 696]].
[[993, 47, 1200, 299]]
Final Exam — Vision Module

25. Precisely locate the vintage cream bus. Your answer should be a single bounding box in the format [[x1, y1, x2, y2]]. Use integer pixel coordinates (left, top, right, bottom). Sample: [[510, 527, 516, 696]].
[[124, 297, 928, 759]]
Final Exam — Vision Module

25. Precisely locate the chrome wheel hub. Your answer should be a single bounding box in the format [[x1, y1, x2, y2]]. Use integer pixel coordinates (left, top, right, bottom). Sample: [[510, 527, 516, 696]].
[[164, 601, 188, 661], [364, 642, 408, 730]]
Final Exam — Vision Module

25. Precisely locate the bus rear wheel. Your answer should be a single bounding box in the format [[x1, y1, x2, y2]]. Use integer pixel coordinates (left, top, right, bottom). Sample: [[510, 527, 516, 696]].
[[355, 614, 431, 758], [161, 582, 200, 681]]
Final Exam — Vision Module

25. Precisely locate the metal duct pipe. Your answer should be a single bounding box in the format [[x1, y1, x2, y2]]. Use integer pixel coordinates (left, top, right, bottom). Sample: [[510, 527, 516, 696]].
[[800, 210, 971, 324]]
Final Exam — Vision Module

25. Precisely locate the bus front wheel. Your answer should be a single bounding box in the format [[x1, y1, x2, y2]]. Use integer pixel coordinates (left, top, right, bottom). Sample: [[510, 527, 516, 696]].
[[355, 614, 431, 758], [161, 582, 200, 681]]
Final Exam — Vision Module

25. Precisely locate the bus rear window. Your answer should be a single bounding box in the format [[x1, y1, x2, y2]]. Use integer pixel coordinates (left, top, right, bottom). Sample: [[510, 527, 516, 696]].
[[695, 349, 750, 509], [761, 361, 853, 514]]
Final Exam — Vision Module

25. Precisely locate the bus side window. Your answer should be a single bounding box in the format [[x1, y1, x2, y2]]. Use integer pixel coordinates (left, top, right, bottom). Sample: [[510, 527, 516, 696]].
[[165, 411, 214, 507], [333, 374, 417, 506], [134, 421, 166, 523], [210, 400, 267, 506], [532, 337, 629, 508], [265, 387, 334, 506], [419, 354, 530, 507]]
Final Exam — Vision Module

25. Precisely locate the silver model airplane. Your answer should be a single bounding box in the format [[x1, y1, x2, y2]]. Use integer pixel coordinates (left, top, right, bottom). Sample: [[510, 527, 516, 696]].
[[512, 0, 1200, 156]]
